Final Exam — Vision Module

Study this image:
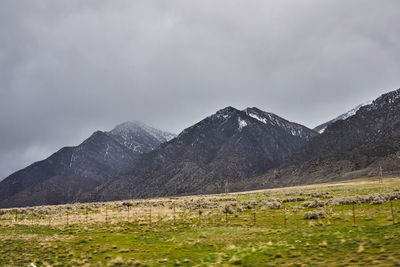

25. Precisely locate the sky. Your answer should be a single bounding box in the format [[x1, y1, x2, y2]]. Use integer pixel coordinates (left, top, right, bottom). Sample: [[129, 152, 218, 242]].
[[1, 0, 400, 180]]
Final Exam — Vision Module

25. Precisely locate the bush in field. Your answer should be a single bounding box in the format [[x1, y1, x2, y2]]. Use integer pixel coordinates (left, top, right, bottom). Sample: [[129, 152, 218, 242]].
[[310, 192, 325, 198], [291, 205, 304, 212], [260, 198, 282, 209], [281, 197, 306, 203], [298, 191, 330, 198], [301, 200, 325, 208], [387, 193, 400, 201], [304, 209, 325, 219], [240, 200, 257, 210], [369, 194, 385, 205], [220, 203, 234, 214], [326, 192, 400, 206], [327, 196, 359, 206], [266, 201, 282, 209], [122, 202, 133, 207]]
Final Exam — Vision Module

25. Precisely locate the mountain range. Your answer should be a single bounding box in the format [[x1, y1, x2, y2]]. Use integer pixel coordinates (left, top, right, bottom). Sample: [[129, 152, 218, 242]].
[[86, 107, 317, 201], [1, 88, 399, 208], [0, 122, 175, 208]]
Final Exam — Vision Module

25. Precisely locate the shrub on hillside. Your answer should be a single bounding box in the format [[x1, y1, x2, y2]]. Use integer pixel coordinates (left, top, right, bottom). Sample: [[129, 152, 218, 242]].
[[281, 197, 306, 203], [301, 200, 325, 208], [304, 209, 325, 219]]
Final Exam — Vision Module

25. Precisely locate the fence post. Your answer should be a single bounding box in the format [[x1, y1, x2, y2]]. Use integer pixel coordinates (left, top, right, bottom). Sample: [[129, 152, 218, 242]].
[[149, 205, 152, 228], [173, 203, 176, 225], [198, 208, 202, 224], [105, 208, 108, 224], [253, 203, 256, 226], [122, 202, 133, 223], [390, 199, 396, 225], [352, 203, 356, 226], [225, 206, 228, 225], [283, 205, 287, 226]]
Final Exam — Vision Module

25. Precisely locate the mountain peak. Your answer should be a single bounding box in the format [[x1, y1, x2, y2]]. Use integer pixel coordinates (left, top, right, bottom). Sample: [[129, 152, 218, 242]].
[[366, 88, 400, 111], [213, 106, 240, 119], [244, 107, 263, 113], [110, 121, 176, 143], [110, 121, 146, 134]]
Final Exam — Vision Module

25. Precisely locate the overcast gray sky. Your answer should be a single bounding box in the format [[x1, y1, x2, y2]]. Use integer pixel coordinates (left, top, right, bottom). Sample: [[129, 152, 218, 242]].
[[1, 0, 400, 180]]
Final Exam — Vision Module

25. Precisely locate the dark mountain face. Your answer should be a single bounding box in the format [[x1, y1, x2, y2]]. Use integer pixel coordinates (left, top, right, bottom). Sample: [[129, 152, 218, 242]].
[[87, 107, 317, 201], [313, 101, 372, 134], [294, 89, 400, 162], [0, 122, 176, 208], [262, 88, 400, 187]]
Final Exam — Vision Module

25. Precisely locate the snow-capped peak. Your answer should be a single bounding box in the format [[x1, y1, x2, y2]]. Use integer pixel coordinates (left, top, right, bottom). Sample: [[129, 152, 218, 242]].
[[108, 121, 176, 153], [110, 121, 176, 143]]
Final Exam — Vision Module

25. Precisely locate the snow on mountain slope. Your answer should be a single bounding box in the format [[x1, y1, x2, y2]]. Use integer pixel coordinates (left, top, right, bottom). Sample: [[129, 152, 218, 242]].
[[109, 121, 176, 153], [313, 100, 373, 134], [244, 107, 317, 140]]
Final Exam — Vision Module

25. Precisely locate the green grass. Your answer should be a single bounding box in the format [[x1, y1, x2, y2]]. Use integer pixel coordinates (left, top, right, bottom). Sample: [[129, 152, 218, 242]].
[[1, 177, 400, 266]]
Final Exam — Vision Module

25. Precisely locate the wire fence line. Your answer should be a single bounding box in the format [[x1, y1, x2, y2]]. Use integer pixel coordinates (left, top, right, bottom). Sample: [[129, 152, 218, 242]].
[[0, 196, 398, 228]]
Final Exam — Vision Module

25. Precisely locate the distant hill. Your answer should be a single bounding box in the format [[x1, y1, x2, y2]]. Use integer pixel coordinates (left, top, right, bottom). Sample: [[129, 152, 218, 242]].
[[0, 121, 175, 208]]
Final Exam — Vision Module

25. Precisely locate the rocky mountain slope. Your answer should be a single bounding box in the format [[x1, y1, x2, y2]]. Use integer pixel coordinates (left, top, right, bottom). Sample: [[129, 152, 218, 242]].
[[0, 122, 175, 208], [86, 107, 317, 201], [313, 101, 372, 133], [260, 88, 400, 187]]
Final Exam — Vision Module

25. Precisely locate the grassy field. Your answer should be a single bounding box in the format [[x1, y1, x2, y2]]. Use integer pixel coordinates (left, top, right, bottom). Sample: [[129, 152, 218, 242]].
[[1, 177, 400, 266]]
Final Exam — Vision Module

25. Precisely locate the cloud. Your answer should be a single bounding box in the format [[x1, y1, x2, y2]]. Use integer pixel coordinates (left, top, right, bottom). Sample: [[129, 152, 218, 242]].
[[1, 0, 400, 179]]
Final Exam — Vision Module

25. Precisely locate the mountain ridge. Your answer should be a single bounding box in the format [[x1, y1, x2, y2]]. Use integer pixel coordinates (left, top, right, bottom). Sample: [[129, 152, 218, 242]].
[[84, 106, 317, 202], [261, 88, 400, 187], [0, 121, 176, 208], [313, 100, 373, 134]]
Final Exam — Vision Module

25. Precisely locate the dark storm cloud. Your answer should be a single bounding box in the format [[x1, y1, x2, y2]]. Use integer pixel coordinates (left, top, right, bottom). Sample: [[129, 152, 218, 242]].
[[1, 0, 400, 179]]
